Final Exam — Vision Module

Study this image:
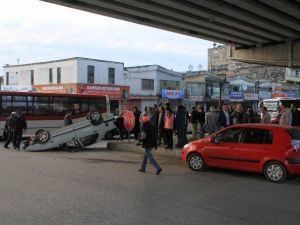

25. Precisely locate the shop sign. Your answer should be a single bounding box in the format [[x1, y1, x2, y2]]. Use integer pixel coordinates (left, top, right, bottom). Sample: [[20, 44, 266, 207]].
[[34, 83, 130, 99], [244, 92, 258, 100], [79, 84, 130, 99], [282, 91, 298, 98], [229, 91, 243, 100], [33, 84, 76, 93], [1, 85, 33, 92], [272, 92, 288, 98], [161, 89, 184, 99]]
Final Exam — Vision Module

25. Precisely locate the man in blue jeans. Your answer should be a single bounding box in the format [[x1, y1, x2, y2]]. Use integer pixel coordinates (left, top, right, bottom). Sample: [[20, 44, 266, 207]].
[[139, 115, 162, 175]]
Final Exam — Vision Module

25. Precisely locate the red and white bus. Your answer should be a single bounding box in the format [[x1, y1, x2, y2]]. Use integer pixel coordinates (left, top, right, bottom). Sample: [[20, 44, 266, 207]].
[[0, 91, 110, 137]]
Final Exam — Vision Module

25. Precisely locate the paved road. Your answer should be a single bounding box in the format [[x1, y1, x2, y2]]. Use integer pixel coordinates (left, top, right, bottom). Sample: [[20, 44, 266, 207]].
[[0, 146, 300, 225]]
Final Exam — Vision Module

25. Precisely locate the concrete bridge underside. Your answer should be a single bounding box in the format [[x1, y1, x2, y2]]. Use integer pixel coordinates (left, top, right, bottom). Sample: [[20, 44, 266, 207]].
[[42, 0, 300, 68]]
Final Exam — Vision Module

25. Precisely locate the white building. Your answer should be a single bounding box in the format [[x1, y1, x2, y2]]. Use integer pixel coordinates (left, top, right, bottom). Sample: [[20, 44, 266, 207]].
[[125, 65, 183, 110], [2, 57, 129, 111], [3, 57, 125, 86]]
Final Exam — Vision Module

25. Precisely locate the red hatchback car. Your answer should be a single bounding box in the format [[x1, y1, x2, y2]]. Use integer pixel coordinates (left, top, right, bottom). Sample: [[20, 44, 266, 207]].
[[182, 124, 300, 183]]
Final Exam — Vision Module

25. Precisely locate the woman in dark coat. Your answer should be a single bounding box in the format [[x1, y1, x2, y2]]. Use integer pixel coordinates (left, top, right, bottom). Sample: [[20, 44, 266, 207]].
[[139, 115, 162, 175]]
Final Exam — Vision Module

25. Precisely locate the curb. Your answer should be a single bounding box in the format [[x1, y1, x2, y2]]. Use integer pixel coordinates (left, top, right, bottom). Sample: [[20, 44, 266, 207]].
[[107, 141, 182, 158]]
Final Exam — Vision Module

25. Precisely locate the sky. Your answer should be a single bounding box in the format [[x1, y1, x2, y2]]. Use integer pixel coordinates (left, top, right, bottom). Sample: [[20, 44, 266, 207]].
[[0, 0, 214, 73]]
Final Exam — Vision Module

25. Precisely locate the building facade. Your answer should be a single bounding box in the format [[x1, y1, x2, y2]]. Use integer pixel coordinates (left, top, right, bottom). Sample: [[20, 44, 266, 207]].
[[3, 57, 129, 111], [208, 45, 300, 100], [125, 65, 183, 110]]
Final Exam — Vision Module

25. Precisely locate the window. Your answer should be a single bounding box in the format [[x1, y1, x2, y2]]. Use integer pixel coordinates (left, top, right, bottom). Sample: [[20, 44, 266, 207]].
[[30, 70, 34, 85], [296, 70, 299, 78], [142, 79, 154, 90], [241, 128, 273, 144], [215, 128, 243, 143], [87, 65, 94, 84], [57, 67, 61, 84], [49, 68, 53, 84], [108, 68, 115, 84], [6, 72, 9, 85]]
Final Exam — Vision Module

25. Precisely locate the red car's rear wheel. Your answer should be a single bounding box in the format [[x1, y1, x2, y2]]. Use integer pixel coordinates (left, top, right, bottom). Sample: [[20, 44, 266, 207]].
[[264, 161, 287, 183]]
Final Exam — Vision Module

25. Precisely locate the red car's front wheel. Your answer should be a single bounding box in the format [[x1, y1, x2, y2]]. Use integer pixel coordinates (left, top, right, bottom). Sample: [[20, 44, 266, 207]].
[[187, 153, 205, 171]]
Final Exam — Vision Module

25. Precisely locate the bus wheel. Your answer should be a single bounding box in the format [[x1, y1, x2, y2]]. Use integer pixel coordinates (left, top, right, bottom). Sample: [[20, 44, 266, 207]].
[[89, 110, 102, 124], [36, 129, 50, 144]]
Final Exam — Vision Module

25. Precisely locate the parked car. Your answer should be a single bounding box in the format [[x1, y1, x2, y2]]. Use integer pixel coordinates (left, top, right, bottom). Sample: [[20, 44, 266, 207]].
[[182, 124, 300, 183]]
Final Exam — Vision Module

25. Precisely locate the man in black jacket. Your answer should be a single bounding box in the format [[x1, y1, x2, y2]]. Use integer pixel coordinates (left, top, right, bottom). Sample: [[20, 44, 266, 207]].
[[133, 106, 141, 140], [198, 106, 206, 138], [13, 110, 27, 150], [139, 115, 162, 175], [4, 112, 16, 149]]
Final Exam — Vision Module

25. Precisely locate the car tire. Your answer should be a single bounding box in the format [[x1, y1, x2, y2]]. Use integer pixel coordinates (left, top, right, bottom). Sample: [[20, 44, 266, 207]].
[[187, 153, 205, 171], [264, 161, 287, 183], [89, 110, 102, 124], [36, 129, 50, 144]]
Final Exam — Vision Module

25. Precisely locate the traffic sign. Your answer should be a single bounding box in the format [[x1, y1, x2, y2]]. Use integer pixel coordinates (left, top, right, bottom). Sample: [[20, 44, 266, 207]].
[[123, 110, 135, 131]]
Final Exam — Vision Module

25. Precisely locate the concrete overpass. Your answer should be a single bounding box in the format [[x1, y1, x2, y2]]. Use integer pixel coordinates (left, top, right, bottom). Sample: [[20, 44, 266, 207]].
[[42, 0, 300, 68]]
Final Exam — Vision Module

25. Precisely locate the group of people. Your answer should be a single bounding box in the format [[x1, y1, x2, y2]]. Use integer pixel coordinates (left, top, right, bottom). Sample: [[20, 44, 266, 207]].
[[130, 103, 189, 150], [4, 110, 27, 150], [123, 102, 300, 151]]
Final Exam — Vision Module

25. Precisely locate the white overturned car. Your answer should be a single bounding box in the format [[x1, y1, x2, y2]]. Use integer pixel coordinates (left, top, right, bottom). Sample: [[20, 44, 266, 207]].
[[23, 110, 115, 151]]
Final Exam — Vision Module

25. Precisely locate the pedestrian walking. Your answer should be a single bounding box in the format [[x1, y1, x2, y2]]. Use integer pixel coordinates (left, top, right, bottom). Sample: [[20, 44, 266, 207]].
[[4, 112, 16, 149], [64, 111, 73, 126], [205, 106, 219, 135], [12, 110, 27, 150], [138, 115, 162, 175], [260, 106, 271, 123]]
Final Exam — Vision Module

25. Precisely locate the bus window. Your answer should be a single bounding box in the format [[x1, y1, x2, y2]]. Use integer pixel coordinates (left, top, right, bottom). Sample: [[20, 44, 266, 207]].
[[13, 96, 27, 114], [89, 99, 106, 113], [1, 96, 12, 116], [33, 96, 50, 115]]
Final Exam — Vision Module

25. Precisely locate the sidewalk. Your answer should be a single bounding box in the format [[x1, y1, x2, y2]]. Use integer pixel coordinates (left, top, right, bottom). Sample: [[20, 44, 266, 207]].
[[106, 140, 183, 158], [88, 139, 183, 158]]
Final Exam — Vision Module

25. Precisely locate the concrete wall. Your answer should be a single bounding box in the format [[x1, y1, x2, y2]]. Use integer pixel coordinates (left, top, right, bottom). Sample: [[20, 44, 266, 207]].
[[4, 59, 77, 85], [208, 46, 286, 81], [3, 58, 124, 86], [77, 59, 124, 85]]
